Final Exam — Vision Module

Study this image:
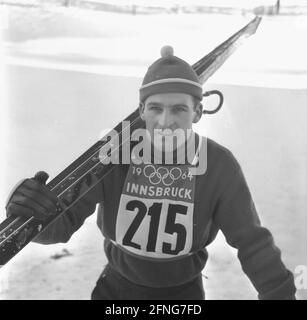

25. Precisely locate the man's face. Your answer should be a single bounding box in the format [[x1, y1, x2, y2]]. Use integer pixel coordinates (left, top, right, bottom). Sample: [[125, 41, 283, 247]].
[[139, 92, 202, 152]]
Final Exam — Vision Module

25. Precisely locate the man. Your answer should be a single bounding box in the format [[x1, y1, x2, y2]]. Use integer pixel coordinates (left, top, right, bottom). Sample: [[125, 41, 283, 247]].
[[6, 46, 296, 300]]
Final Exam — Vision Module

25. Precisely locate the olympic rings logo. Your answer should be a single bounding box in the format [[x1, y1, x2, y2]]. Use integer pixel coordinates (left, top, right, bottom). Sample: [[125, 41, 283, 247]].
[[143, 165, 182, 186]]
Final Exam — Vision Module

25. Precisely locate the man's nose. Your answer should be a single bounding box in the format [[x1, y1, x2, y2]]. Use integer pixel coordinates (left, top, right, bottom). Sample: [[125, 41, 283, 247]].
[[158, 110, 173, 128]]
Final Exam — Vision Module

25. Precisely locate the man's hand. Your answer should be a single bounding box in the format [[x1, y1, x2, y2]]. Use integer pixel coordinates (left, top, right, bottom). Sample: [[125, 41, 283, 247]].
[[6, 171, 58, 221]]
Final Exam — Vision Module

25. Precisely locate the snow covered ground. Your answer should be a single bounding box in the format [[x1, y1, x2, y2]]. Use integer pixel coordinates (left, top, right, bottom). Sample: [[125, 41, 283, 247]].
[[0, 5, 306, 299]]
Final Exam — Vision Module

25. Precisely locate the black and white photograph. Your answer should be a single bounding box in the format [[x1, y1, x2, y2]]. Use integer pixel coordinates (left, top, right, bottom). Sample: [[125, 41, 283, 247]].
[[0, 0, 306, 302]]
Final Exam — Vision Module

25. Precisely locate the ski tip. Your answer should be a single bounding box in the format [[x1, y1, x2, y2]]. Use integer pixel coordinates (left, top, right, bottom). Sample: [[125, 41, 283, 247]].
[[250, 16, 262, 33], [254, 15, 262, 26]]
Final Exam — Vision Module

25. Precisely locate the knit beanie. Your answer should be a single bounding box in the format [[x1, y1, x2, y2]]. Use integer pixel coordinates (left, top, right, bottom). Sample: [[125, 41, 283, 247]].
[[139, 46, 203, 102]]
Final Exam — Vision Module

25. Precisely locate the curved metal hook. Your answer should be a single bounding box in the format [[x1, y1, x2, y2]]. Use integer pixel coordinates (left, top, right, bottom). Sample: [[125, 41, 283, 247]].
[[202, 90, 224, 115]]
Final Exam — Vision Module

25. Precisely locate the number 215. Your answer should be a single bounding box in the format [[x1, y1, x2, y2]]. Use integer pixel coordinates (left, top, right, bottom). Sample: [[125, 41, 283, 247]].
[[122, 200, 188, 255]]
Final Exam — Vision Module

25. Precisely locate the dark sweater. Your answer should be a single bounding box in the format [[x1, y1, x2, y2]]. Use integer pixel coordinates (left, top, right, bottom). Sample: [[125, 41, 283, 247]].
[[34, 137, 296, 299]]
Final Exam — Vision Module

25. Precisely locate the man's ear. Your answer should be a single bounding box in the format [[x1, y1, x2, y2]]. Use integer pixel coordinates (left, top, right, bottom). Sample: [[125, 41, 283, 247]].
[[139, 102, 145, 121], [193, 103, 203, 123]]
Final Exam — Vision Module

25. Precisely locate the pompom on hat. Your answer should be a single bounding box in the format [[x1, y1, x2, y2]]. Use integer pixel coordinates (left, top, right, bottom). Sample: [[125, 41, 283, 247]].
[[140, 46, 203, 102]]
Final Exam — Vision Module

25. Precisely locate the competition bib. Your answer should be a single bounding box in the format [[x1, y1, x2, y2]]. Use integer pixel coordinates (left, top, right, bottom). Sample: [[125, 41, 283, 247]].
[[115, 163, 196, 259]]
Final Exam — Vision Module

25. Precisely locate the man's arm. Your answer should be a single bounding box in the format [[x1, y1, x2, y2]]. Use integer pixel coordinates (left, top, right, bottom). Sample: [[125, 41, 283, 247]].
[[212, 151, 296, 300]]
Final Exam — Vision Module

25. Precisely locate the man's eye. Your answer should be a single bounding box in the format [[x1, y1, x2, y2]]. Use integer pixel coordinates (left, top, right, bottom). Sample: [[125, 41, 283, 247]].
[[149, 106, 162, 112], [174, 106, 186, 112]]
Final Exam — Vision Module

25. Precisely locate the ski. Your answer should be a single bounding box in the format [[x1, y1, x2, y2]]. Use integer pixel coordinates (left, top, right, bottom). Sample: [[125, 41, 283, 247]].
[[0, 16, 261, 268]]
